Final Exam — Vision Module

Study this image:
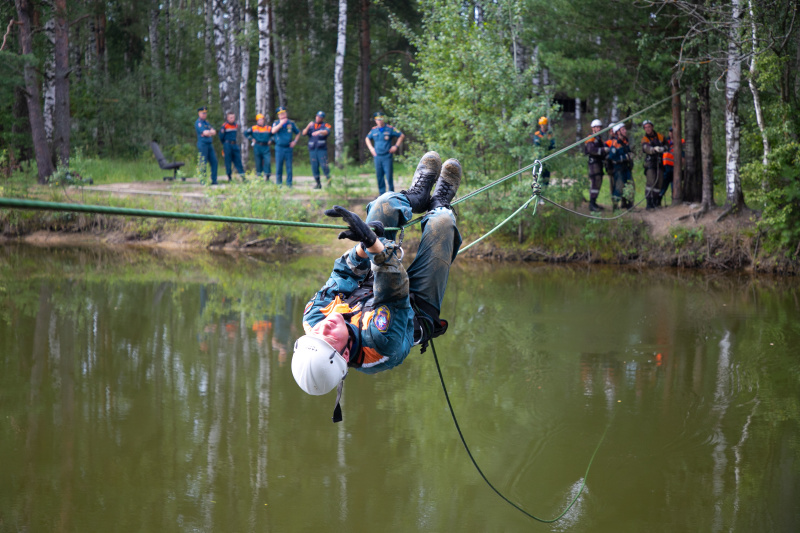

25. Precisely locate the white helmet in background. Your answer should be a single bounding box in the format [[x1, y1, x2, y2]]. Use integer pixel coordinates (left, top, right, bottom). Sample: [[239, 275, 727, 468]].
[[591, 119, 603, 128], [292, 335, 348, 395], [612, 123, 625, 133]]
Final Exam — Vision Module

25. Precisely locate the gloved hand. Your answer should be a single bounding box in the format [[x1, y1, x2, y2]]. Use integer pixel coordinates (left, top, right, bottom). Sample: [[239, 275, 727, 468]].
[[654, 146, 665, 153], [368, 221, 385, 238], [603, 146, 611, 154], [325, 206, 378, 247]]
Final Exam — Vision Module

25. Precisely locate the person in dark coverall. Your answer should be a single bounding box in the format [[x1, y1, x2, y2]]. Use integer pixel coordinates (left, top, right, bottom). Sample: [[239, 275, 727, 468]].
[[605, 123, 635, 210], [365, 112, 405, 195], [291, 152, 463, 422], [640, 119, 668, 210], [583, 118, 609, 212], [302, 110, 332, 189], [195, 107, 218, 185], [219, 112, 245, 182], [271, 106, 301, 186], [244, 113, 273, 182]]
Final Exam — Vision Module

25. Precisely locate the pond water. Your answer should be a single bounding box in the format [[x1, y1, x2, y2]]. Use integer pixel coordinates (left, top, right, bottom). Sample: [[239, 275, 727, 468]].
[[0, 245, 798, 532]]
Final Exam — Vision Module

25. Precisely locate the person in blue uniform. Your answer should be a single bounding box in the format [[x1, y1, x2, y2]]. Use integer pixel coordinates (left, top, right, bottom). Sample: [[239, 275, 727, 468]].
[[302, 110, 331, 189], [195, 107, 218, 185], [291, 152, 463, 422], [244, 113, 273, 182], [218, 111, 245, 182], [365, 112, 405, 195], [271, 106, 301, 187], [605, 123, 635, 210]]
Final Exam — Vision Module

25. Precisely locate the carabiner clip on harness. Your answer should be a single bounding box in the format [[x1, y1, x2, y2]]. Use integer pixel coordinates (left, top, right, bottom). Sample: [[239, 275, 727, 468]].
[[531, 159, 543, 198]]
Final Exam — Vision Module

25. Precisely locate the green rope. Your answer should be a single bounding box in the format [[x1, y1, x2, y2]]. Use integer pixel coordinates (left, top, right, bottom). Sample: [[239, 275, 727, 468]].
[[427, 332, 611, 523], [0, 197, 357, 230]]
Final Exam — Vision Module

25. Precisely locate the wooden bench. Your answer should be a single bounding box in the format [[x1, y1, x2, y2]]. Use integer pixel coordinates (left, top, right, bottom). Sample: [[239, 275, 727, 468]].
[[150, 142, 186, 181]]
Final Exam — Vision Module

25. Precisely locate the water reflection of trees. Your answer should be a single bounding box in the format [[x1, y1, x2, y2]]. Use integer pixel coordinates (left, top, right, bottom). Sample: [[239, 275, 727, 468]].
[[1, 249, 798, 531]]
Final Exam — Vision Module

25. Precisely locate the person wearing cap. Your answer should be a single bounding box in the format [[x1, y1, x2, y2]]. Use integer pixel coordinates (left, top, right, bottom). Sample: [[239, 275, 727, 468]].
[[584, 119, 609, 212], [218, 111, 246, 182], [271, 106, 301, 186], [194, 106, 218, 185], [605, 123, 635, 210], [640, 119, 668, 210], [244, 113, 273, 182], [660, 127, 685, 203], [292, 152, 463, 422], [302, 111, 332, 189], [533, 116, 555, 190], [365, 112, 405, 195]]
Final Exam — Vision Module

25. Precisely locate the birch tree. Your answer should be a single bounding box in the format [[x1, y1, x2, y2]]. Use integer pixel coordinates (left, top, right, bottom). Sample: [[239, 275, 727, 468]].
[[43, 15, 56, 144], [747, 0, 769, 171], [53, 0, 70, 167], [256, 0, 272, 116], [213, 0, 232, 114], [723, 0, 745, 215], [358, 0, 371, 162], [333, 0, 347, 164]]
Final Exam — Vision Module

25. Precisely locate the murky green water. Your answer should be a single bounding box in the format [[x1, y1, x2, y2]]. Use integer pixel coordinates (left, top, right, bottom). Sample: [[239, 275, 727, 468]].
[[0, 245, 798, 532]]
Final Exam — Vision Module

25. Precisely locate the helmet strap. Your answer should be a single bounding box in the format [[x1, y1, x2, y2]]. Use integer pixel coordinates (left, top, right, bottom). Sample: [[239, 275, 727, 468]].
[[332, 374, 346, 423]]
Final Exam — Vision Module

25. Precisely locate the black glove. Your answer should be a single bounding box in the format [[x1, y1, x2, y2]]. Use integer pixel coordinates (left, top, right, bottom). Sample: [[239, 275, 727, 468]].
[[325, 205, 378, 247]]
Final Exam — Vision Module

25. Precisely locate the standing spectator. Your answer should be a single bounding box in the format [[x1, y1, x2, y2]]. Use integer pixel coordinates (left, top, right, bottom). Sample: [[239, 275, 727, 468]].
[[302, 111, 332, 189], [584, 119, 608, 212], [365, 112, 405, 195], [245, 113, 273, 182], [605, 123, 634, 210], [195, 106, 218, 185], [640, 119, 668, 210], [219, 111, 245, 182], [660, 127, 684, 204], [271, 106, 301, 187]]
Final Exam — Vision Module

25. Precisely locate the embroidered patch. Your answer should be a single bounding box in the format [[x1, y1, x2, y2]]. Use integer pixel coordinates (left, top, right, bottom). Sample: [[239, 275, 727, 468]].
[[304, 299, 314, 314], [374, 306, 391, 333]]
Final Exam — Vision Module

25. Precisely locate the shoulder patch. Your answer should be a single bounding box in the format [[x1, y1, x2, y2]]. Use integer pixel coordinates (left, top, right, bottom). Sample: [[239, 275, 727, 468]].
[[374, 306, 391, 333]]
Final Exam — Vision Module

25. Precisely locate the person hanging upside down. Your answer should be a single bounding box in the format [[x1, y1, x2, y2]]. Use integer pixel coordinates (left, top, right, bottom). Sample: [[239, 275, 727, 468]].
[[291, 152, 463, 422]]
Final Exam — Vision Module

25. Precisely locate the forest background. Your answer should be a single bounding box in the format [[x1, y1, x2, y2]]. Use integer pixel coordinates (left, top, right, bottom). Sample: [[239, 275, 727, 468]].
[[1, 0, 799, 257]]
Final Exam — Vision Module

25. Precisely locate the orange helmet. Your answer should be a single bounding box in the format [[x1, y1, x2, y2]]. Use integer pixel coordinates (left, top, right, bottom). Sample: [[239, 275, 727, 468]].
[[538, 116, 549, 126]]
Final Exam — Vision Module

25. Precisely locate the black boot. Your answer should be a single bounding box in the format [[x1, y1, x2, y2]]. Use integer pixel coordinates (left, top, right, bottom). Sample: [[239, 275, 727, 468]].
[[313, 177, 322, 189], [645, 197, 655, 211], [402, 151, 442, 213], [589, 199, 604, 212], [429, 159, 462, 211], [265, 174, 271, 183]]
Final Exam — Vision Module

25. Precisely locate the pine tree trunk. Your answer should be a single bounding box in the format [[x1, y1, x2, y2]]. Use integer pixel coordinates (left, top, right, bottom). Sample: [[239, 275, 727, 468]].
[[700, 67, 715, 209], [53, 0, 70, 168], [574, 93, 581, 141], [164, 0, 170, 74], [44, 16, 56, 145], [671, 77, 682, 204], [256, 0, 272, 116], [683, 88, 702, 203], [149, 0, 160, 100], [240, 0, 251, 168], [724, 0, 745, 212], [358, 0, 371, 163], [15, 0, 55, 183], [334, 0, 347, 165]]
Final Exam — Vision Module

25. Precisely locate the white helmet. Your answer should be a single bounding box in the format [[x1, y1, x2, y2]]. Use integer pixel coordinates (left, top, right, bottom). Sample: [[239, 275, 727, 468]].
[[612, 123, 625, 133], [591, 119, 603, 128], [292, 335, 348, 395]]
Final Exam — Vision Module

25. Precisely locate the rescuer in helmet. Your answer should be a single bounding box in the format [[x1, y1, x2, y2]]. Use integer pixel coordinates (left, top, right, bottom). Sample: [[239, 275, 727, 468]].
[[583, 118, 608, 212], [292, 152, 462, 422], [640, 119, 667, 210], [533, 116, 555, 191]]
